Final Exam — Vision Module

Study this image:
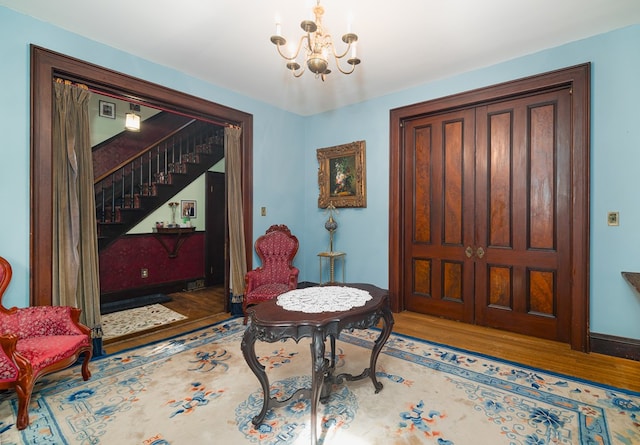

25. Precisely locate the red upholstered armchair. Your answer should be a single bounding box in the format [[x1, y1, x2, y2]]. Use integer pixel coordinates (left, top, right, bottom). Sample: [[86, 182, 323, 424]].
[[0, 256, 92, 430], [243, 224, 299, 324]]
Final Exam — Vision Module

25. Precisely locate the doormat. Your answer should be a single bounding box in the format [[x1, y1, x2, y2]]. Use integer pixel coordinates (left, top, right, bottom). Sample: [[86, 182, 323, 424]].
[[100, 293, 172, 315], [101, 304, 187, 340]]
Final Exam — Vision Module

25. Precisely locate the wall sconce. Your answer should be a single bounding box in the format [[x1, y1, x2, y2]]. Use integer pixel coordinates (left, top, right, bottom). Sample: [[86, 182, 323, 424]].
[[125, 103, 141, 131]]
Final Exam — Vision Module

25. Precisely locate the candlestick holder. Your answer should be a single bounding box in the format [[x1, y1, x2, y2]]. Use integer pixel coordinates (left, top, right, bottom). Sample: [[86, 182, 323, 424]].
[[324, 202, 338, 252]]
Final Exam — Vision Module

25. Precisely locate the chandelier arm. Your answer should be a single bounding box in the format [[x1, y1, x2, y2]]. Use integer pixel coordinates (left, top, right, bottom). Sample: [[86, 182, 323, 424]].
[[274, 43, 295, 61], [292, 66, 306, 78], [333, 46, 351, 60], [326, 35, 352, 60], [274, 35, 308, 61], [276, 34, 309, 61], [332, 55, 357, 75]]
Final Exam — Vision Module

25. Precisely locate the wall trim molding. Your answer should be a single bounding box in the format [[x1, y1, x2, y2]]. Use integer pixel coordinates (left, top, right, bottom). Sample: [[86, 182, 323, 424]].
[[590, 332, 640, 362]]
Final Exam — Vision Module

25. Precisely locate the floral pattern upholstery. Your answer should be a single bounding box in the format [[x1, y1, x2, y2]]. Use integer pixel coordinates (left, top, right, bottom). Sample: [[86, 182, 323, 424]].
[[0, 255, 93, 430], [0, 342, 18, 382], [243, 224, 299, 323], [0, 306, 86, 338]]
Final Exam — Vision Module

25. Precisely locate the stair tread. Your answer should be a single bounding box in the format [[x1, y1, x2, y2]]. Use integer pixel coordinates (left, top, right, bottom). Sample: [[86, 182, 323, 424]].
[[96, 129, 224, 250]]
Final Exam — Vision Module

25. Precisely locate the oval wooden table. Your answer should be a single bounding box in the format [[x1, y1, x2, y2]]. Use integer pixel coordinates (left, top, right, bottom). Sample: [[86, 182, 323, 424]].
[[241, 283, 394, 445]]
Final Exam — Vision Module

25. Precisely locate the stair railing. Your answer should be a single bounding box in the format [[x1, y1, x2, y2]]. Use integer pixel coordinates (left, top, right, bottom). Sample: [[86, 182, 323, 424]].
[[95, 121, 223, 224]]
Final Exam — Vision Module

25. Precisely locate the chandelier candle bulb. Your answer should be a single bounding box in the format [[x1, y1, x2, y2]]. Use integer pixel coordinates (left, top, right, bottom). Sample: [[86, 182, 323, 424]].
[[275, 23, 281, 37]]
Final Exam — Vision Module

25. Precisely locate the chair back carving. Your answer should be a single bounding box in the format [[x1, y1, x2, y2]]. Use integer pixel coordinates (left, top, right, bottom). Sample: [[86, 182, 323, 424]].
[[254, 224, 299, 283], [0, 256, 12, 312]]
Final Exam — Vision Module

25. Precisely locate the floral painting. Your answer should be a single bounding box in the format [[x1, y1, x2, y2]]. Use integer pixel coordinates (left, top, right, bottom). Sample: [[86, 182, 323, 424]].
[[331, 156, 356, 196], [317, 141, 366, 208]]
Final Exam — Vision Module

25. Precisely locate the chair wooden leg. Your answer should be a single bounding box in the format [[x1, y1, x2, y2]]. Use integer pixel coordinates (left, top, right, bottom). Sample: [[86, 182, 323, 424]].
[[12, 349, 92, 430], [81, 349, 92, 381], [14, 379, 33, 430], [243, 301, 248, 325]]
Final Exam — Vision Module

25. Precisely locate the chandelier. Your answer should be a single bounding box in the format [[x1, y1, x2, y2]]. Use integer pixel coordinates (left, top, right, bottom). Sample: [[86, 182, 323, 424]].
[[270, 0, 360, 81]]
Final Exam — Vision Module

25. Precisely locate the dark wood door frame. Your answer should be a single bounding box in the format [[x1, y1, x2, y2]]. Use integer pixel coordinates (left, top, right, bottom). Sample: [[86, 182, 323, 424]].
[[389, 64, 590, 351], [30, 45, 253, 308]]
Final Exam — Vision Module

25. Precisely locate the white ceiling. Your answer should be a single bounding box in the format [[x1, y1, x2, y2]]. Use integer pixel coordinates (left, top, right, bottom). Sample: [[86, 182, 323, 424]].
[[2, 0, 640, 116]]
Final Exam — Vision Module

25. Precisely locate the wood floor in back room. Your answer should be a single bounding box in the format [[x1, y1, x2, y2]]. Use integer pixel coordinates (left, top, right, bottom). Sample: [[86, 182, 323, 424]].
[[103, 285, 228, 353]]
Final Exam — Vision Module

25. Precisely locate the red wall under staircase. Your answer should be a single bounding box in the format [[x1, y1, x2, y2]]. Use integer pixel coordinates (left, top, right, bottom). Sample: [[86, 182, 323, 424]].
[[99, 232, 205, 294]]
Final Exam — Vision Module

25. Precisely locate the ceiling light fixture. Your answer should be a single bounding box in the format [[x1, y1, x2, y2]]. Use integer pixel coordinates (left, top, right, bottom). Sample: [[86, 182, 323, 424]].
[[270, 0, 360, 81], [124, 103, 141, 132]]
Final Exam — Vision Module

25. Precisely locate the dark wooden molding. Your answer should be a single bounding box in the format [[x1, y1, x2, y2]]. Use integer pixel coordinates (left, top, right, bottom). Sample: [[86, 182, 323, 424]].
[[590, 332, 640, 362], [30, 45, 253, 306]]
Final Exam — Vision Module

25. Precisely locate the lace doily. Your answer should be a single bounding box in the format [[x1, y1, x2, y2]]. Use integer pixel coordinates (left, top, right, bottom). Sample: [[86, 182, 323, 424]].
[[276, 286, 372, 313]]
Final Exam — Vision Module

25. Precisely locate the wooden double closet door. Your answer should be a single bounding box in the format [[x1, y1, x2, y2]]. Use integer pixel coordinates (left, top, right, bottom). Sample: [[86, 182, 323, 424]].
[[389, 65, 590, 350]]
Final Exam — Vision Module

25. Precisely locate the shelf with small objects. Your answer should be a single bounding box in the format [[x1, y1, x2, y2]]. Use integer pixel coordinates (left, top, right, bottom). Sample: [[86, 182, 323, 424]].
[[152, 223, 196, 258]]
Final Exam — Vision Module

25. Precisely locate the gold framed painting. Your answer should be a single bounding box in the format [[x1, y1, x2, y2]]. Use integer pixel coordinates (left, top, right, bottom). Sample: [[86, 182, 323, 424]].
[[317, 140, 366, 208]]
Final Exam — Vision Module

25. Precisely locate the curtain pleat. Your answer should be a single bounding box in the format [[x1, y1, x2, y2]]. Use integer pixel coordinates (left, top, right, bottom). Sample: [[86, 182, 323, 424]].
[[52, 81, 103, 354], [225, 127, 247, 302]]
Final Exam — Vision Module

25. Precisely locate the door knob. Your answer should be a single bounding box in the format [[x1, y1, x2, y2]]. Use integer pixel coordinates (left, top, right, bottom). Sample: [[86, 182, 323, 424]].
[[465, 246, 473, 258], [476, 247, 485, 258]]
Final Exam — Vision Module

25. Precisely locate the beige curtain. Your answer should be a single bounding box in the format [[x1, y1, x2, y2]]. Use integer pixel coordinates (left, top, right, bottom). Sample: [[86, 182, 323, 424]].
[[52, 80, 102, 345], [225, 126, 247, 302]]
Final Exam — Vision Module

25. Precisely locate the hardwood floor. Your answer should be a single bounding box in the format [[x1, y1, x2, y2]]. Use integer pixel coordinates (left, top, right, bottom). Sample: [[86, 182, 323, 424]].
[[104, 288, 640, 393], [103, 285, 229, 353], [393, 311, 640, 393]]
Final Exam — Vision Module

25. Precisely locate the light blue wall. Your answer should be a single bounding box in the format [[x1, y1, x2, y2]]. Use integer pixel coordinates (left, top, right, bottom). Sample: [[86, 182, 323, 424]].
[[302, 25, 640, 341], [2, 6, 640, 341]]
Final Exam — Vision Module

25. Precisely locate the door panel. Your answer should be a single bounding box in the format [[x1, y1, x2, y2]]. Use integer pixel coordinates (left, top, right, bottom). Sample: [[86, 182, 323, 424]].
[[404, 109, 476, 322], [205, 172, 226, 286], [474, 90, 572, 341]]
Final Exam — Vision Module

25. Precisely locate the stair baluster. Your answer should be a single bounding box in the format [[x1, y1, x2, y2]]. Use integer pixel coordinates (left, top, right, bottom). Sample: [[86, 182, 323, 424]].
[[95, 123, 225, 250]]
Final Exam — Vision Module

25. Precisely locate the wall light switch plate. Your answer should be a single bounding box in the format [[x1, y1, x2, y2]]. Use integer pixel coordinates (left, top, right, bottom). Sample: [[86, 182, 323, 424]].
[[607, 211, 619, 226], [261, 207, 267, 216]]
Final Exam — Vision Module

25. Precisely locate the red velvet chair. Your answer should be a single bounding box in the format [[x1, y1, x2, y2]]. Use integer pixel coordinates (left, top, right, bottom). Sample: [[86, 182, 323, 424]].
[[243, 224, 299, 324], [0, 256, 92, 430]]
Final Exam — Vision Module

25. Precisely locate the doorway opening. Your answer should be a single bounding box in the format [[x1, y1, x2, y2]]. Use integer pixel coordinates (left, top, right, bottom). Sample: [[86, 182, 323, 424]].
[[29, 46, 254, 320]]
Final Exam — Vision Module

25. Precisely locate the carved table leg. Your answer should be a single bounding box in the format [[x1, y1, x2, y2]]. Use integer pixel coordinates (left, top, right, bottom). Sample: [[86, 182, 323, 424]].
[[241, 326, 271, 425], [329, 334, 336, 369], [320, 334, 337, 403], [369, 306, 395, 392], [310, 328, 328, 445]]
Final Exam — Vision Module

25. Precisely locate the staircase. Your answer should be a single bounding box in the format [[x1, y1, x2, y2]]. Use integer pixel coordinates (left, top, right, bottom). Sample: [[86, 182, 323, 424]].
[[95, 118, 224, 250]]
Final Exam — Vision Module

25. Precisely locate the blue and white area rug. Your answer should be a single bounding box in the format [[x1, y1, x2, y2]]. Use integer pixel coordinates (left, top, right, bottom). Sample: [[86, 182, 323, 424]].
[[0, 317, 638, 444]]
